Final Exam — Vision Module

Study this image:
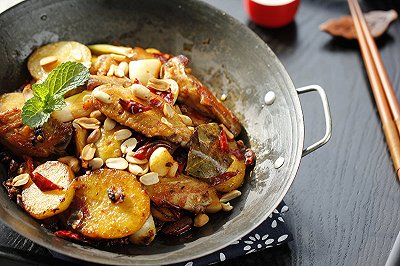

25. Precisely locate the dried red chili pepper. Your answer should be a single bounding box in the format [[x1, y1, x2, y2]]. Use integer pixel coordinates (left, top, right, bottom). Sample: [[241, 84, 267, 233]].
[[244, 148, 255, 166], [133, 141, 175, 160], [31, 172, 64, 191], [119, 99, 151, 114], [54, 230, 83, 241], [148, 88, 174, 105], [219, 129, 229, 153], [161, 89, 174, 105], [149, 98, 162, 108], [24, 156, 63, 191], [209, 170, 239, 186]]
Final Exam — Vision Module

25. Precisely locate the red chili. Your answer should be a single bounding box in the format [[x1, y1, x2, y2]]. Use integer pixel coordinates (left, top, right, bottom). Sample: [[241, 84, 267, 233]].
[[24, 156, 63, 191], [133, 141, 175, 160], [119, 99, 151, 114], [149, 98, 162, 108], [210, 170, 239, 186], [148, 88, 174, 105], [31, 172, 64, 191], [244, 148, 255, 166], [219, 130, 229, 153], [162, 89, 174, 105], [54, 230, 83, 241]]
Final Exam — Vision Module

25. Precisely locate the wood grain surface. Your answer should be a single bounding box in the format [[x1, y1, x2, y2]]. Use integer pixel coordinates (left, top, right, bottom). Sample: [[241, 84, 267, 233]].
[[0, 0, 400, 265]]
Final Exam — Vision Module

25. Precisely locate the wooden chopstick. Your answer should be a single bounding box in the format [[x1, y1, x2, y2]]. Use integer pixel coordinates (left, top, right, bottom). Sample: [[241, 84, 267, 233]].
[[348, 0, 400, 180], [349, 0, 400, 132]]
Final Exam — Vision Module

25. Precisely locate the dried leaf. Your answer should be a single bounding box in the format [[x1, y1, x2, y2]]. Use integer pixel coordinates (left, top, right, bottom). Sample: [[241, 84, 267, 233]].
[[185, 123, 233, 178], [320, 10, 398, 39]]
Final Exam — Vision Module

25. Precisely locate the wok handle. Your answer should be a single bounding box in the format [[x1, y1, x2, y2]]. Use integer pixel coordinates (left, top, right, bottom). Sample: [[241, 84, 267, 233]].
[[296, 85, 332, 157]]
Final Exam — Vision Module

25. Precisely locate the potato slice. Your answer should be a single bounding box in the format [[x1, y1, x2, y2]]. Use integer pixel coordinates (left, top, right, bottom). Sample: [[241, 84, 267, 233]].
[[28, 41, 91, 81], [0, 92, 25, 113], [213, 155, 246, 193], [21, 161, 75, 220], [95, 127, 123, 161], [70, 169, 150, 239]]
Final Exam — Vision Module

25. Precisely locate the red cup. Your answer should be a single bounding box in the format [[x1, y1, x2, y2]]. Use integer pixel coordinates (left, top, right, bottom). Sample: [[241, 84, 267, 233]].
[[244, 0, 301, 28]]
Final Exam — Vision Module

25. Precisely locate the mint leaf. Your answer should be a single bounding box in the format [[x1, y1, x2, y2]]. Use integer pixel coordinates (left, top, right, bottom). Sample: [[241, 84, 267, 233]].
[[21, 61, 90, 128], [45, 94, 66, 111], [32, 83, 48, 101], [44, 61, 89, 96], [22, 97, 51, 128]]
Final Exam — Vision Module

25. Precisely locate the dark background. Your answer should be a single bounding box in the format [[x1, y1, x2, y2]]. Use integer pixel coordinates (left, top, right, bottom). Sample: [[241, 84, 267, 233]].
[[1, 0, 400, 265]]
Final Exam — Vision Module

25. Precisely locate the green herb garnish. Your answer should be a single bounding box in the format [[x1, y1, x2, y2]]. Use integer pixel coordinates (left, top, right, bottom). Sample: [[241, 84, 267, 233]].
[[22, 61, 90, 128]]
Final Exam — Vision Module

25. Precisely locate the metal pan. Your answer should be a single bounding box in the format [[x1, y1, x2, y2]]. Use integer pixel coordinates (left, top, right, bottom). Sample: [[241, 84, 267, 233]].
[[0, 0, 332, 264]]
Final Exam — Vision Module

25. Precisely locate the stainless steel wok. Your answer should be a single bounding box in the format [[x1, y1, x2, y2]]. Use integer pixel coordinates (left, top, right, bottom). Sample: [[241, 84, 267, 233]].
[[0, 0, 332, 264]]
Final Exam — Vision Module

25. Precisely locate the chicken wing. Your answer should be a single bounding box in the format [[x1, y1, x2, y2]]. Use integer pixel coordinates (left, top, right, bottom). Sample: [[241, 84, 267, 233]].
[[0, 108, 73, 157], [143, 175, 218, 213], [87, 75, 133, 91], [161, 55, 241, 137], [90, 84, 193, 145]]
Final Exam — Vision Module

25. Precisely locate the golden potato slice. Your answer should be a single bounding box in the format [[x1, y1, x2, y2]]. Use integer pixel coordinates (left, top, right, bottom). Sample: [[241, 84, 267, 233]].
[[70, 169, 150, 239], [28, 41, 91, 81], [21, 161, 75, 220], [0, 92, 25, 113], [95, 127, 123, 161], [214, 156, 246, 193]]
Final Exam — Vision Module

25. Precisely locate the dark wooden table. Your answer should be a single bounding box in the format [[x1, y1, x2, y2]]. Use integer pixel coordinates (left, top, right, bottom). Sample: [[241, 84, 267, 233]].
[[1, 0, 400, 265]]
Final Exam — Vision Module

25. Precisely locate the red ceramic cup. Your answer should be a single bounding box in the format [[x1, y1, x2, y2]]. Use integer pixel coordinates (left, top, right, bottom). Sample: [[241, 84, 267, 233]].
[[244, 0, 301, 28]]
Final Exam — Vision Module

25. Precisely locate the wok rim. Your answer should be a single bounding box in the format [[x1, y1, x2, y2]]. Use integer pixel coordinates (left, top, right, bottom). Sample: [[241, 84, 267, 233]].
[[0, 0, 305, 264]]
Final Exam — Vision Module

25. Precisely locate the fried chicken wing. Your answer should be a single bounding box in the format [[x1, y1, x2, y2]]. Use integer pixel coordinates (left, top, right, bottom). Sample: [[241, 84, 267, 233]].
[[143, 175, 218, 213], [161, 55, 241, 137], [87, 75, 133, 90], [0, 109, 73, 157], [91, 84, 193, 145]]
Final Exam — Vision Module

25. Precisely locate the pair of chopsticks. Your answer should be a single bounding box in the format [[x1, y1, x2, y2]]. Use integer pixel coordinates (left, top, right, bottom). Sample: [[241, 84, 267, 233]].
[[347, 0, 400, 180]]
